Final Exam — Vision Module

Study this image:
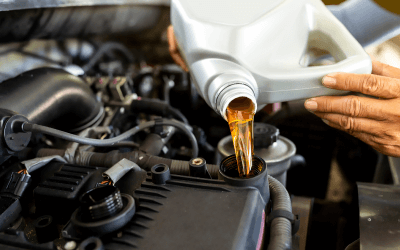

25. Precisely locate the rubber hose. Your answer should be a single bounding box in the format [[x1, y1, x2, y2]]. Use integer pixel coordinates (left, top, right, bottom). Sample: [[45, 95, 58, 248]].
[[86, 150, 219, 178], [0, 68, 102, 132], [37, 148, 219, 179], [23, 119, 198, 158], [267, 175, 292, 250], [130, 98, 189, 125], [37, 148, 65, 157], [82, 42, 136, 72]]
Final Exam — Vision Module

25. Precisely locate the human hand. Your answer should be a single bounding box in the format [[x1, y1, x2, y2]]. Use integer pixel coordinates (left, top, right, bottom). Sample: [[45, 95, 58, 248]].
[[304, 60, 400, 157], [167, 25, 189, 72]]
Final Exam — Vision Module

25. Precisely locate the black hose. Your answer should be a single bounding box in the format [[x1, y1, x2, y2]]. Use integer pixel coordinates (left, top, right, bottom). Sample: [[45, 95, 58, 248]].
[[0, 68, 102, 132], [130, 98, 189, 125], [166, 107, 188, 125], [37, 148, 219, 179], [23, 119, 198, 158], [87, 150, 219, 178], [82, 42, 136, 72], [268, 175, 292, 250]]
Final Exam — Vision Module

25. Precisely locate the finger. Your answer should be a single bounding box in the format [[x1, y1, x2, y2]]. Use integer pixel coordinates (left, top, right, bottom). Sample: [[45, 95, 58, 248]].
[[325, 121, 400, 156], [322, 112, 400, 156], [167, 26, 189, 72], [372, 60, 400, 79], [314, 112, 383, 135], [327, 122, 371, 141], [323, 119, 380, 147], [167, 26, 176, 51], [304, 95, 387, 120], [328, 124, 384, 152], [322, 72, 400, 99]]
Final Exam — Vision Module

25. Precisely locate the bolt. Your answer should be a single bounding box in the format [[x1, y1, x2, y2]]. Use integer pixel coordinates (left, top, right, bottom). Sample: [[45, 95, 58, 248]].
[[64, 241, 77, 250], [192, 158, 203, 165]]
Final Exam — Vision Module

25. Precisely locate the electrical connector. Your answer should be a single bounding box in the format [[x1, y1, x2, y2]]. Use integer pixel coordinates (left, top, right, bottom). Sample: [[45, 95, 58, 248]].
[[0, 171, 31, 231], [1, 172, 31, 198]]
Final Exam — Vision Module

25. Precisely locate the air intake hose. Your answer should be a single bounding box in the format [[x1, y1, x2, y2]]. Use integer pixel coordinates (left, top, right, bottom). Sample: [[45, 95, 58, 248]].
[[0, 67, 102, 132]]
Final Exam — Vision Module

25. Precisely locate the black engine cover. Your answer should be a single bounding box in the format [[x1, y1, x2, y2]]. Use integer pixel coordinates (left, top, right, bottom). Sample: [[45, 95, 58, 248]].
[[105, 174, 267, 250]]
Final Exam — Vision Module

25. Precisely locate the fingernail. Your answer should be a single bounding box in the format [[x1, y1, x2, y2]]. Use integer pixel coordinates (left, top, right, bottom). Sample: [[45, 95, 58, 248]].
[[322, 119, 329, 125], [304, 100, 318, 111], [322, 74, 337, 87]]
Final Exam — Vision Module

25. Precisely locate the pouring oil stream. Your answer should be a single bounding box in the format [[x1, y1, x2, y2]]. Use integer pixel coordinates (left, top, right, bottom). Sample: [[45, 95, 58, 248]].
[[226, 97, 256, 177]]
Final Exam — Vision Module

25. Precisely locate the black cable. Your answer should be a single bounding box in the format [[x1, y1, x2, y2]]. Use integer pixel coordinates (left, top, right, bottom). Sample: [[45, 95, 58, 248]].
[[166, 107, 189, 125], [111, 141, 140, 148], [82, 42, 136, 72], [23, 119, 198, 158], [130, 98, 189, 125]]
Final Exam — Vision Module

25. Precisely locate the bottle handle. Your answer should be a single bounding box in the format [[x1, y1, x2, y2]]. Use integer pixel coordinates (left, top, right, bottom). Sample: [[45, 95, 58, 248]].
[[261, 0, 372, 103]]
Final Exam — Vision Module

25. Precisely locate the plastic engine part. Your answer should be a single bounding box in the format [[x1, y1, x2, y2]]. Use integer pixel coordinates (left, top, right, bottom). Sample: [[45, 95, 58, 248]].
[[104, 171, 269, 250], [71, 186, 135, 237], [33, 162, 106, 222]]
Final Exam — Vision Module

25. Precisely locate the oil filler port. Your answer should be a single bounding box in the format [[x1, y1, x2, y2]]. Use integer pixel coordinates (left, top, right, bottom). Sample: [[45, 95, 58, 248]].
[[219, 154, 269, 201]]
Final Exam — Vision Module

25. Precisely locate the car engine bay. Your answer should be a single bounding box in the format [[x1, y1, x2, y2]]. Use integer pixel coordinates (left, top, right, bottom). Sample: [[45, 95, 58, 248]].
[[0, 1, 399, 250]]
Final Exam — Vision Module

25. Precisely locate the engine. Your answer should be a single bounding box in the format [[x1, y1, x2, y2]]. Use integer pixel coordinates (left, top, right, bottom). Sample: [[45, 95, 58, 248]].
[[0, 59, 301, 250], [0, 1, 396, 250]]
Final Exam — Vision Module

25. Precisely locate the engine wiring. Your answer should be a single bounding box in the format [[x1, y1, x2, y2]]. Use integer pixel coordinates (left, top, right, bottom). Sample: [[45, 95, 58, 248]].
[[22, 119, 199, 158], [100, 180, 113, 185], [17, 169, 27, 175]]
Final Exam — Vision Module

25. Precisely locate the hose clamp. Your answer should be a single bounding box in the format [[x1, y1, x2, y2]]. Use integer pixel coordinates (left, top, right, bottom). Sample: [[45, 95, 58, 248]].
[[266, 209, 300, 235]]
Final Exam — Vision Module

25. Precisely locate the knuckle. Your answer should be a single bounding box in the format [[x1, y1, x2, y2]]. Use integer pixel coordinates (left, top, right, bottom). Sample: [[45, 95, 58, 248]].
[[361, 74, 381, 94], [370, 134, 391, 147], [383, 130, 400, 143], [382, 129, 395, 139], [344, 97, 362, 116], [339, 115, 357, 132]]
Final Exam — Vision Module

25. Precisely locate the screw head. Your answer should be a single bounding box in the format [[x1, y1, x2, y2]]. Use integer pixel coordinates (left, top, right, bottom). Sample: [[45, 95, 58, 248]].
[[191, 158, 204, 165], [64, 241, 77, 250]]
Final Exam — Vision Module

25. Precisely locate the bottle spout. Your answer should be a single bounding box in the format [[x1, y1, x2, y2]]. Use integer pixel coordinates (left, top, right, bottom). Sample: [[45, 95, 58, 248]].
[[216, 83, 257, 121]]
